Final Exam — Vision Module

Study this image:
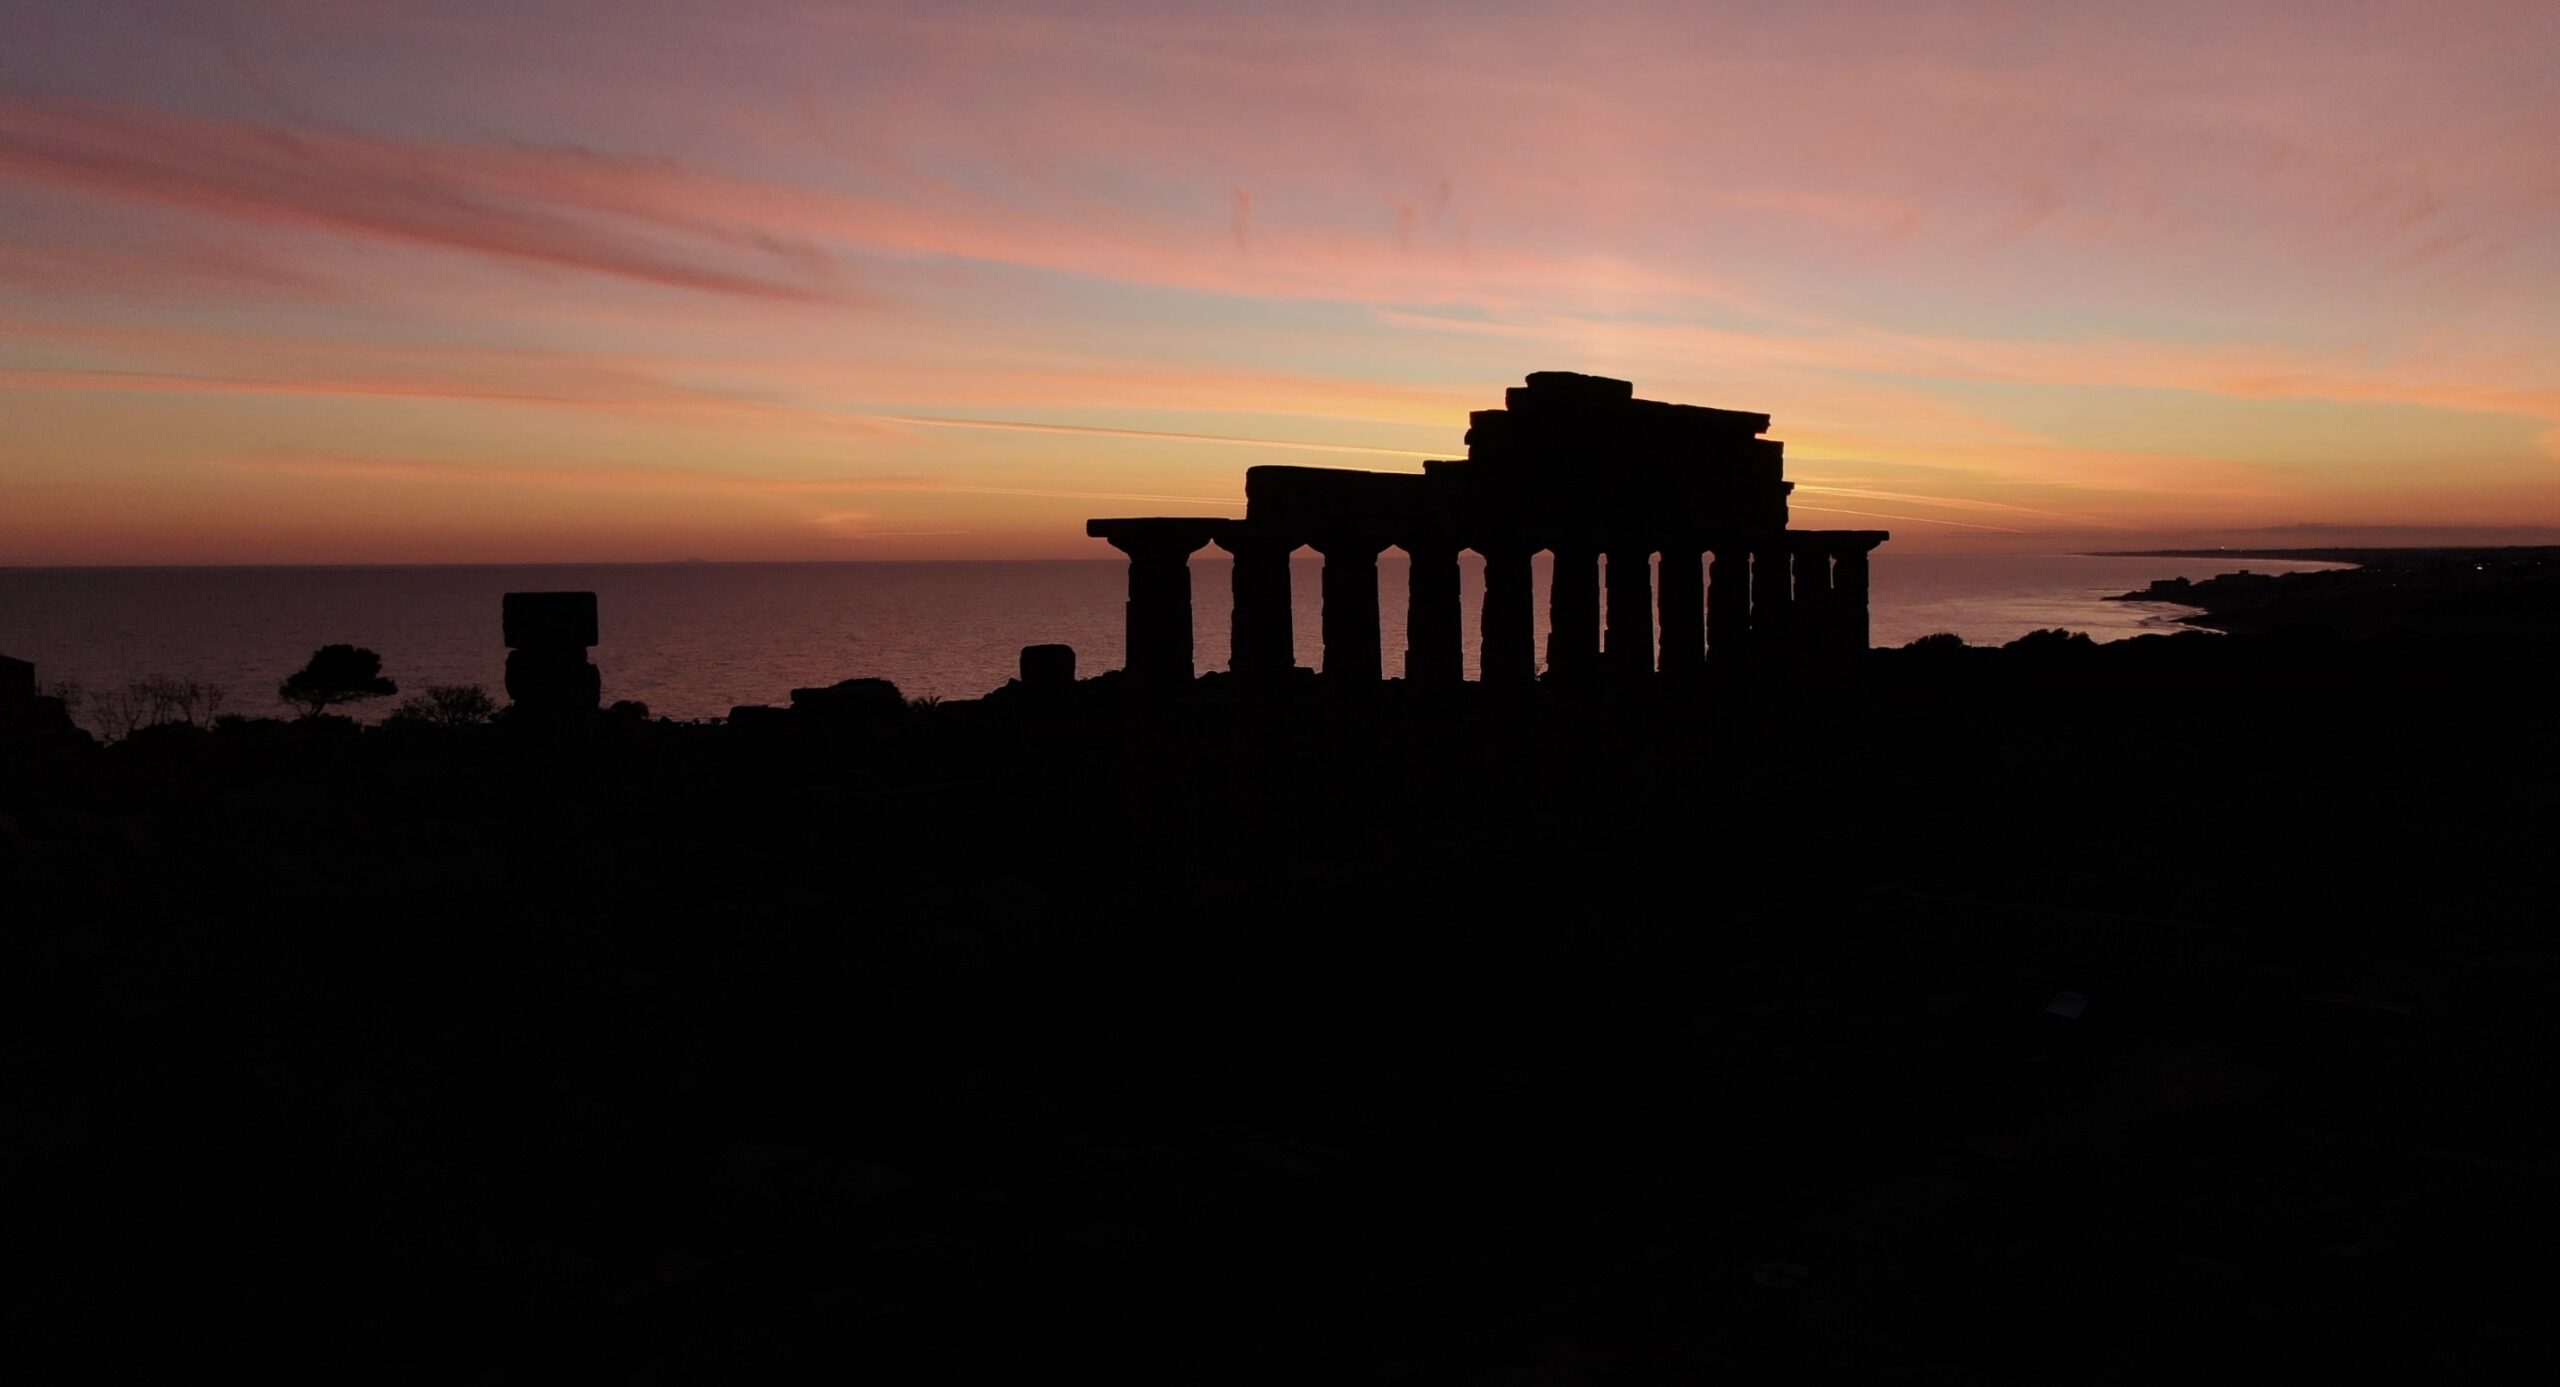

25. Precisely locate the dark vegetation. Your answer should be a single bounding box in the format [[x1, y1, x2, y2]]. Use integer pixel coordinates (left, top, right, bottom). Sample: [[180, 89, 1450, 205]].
[[52, 675, 229, 741], [387, 683, 500, 729], [3, 559, 2558, 1381], [278, 643, 399, 719]]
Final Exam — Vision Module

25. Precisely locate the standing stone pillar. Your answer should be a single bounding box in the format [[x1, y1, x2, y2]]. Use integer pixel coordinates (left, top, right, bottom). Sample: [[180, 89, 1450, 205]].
[[503, 591, 602, 717], [1794, 544, 1834, 665], [1314, 536, 1388, 681], [1404, 543, 1464, 683], [1096, 523, 1213, 681], [1, 653, 32, 748], [1020, 643, 1076, 688], [1605, 549, 1656, 676], [1707, 548, 1750, 673], [1834, 544, 1873, 657], [1657, 548, 1706, 677], [1217, 528, 1297, 677], [1548, 549, 1601, 676], [1751, 543, 1793, 657], [1479, 547, 1537, 685]]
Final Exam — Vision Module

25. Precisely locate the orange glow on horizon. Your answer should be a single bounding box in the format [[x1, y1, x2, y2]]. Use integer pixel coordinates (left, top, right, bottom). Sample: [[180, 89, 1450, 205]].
[[3, 1, 2556, 564]]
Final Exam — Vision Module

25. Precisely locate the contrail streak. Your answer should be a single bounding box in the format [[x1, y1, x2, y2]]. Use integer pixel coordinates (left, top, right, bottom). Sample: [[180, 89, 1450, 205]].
[[865, 413, 1442, 459], [1790, 502, 2025, 533], [1794, 482, 2097, 524], [846, 480, 1242, 508]]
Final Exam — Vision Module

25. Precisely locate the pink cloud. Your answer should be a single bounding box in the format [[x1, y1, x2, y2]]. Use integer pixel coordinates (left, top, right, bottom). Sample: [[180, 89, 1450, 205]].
[[0, 92, 1754, 318], [0, 234, 337, 298], [5, 0, 2557, 560], [222, 449, 1244, 509], [0, 97, 849, 301]]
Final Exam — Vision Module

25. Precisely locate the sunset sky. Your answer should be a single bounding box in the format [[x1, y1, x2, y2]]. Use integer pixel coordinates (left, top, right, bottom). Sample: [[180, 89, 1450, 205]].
[[4, 0, 2557, 562]]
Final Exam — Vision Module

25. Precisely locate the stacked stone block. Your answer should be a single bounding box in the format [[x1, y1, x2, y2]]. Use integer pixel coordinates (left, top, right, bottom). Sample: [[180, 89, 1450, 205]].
[[502, 591, 601, 717]]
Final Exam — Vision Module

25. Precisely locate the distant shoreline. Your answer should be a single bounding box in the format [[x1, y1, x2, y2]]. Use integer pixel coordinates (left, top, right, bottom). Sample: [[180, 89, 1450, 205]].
[[2090, 543, 2560, 566], [2095, 545, 2559, 638], [2086, 548, 2366, 567]]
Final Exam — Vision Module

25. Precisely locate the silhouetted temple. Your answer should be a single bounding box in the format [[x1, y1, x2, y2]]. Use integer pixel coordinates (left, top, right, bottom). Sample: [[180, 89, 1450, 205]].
[[1087, 372, 1886, 682]]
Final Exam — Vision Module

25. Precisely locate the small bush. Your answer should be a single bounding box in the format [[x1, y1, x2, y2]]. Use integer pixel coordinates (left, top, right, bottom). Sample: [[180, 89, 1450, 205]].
[[2005, 628, 2097, 653], [136, 676, 227, 727], [387, 683, 498, 727]]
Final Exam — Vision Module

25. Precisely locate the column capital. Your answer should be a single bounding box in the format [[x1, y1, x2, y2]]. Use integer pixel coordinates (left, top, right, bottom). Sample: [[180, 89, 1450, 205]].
[[1088, 517, 1222, 556], [1093, 518, 1213, 681], [1209, 521, 1300, 558]]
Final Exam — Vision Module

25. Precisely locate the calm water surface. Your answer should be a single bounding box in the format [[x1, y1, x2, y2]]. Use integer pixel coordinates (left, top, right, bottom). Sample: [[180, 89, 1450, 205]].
[[0, 554, 2345, 724]]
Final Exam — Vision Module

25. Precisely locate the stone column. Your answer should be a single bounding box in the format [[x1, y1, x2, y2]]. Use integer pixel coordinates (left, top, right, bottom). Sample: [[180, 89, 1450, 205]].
[[1605, 549, 1656, 676], [1657, 548, 1706, 677], [1548, 549, 1601, 676], [1834, 544, 1873, 656], [503, 591, 602, 717], [1479, 547, 1537, 685], [1217, 529, 1297, 677], [1404, 543, 1463, 683], [1707, 547, 1750, 672], [1314, 536, 1388, 681], [1794, 544, 1834, 663], [1019, 643, 1076, 688], [1104, 529, 1211, 681], [1751, 543, 1793, 656], [1, 652, 32, 747]]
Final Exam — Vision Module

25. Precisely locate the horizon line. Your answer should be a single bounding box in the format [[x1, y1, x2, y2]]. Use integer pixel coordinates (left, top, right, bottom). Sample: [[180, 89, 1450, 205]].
[[10, 542, 2534, 572]]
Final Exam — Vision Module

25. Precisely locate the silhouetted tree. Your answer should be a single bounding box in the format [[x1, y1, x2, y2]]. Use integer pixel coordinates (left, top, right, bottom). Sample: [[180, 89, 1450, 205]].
[[87, 682, 146, 740], [387, 683, 496, 727], [135, 676, 226, 727], [278, 645, 398, 718]]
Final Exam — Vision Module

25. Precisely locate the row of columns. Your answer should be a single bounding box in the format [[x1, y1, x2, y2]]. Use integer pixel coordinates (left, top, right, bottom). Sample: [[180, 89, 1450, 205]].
[[1095, 521, 1878, 684]]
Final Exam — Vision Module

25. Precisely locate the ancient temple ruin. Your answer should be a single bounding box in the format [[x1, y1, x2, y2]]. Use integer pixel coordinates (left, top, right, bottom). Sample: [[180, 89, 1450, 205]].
[[1087, 372, 1885, 683]]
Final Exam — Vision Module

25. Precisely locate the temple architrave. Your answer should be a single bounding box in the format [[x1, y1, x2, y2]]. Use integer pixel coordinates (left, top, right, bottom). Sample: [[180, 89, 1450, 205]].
[[1087, 372, 1885, 684]]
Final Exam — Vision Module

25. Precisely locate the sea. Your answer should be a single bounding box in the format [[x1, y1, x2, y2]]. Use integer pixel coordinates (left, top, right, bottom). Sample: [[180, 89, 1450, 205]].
[[0, 554, 2346, 726]]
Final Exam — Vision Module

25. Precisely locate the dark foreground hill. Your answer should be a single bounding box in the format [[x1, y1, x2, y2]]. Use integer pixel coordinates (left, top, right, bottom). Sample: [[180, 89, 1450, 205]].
[[4, 619, 2558, 1381]]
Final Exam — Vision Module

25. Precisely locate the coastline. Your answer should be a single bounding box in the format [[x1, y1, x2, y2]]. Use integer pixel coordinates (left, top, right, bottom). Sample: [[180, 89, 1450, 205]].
[[2095, 545, 2558, 638]]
